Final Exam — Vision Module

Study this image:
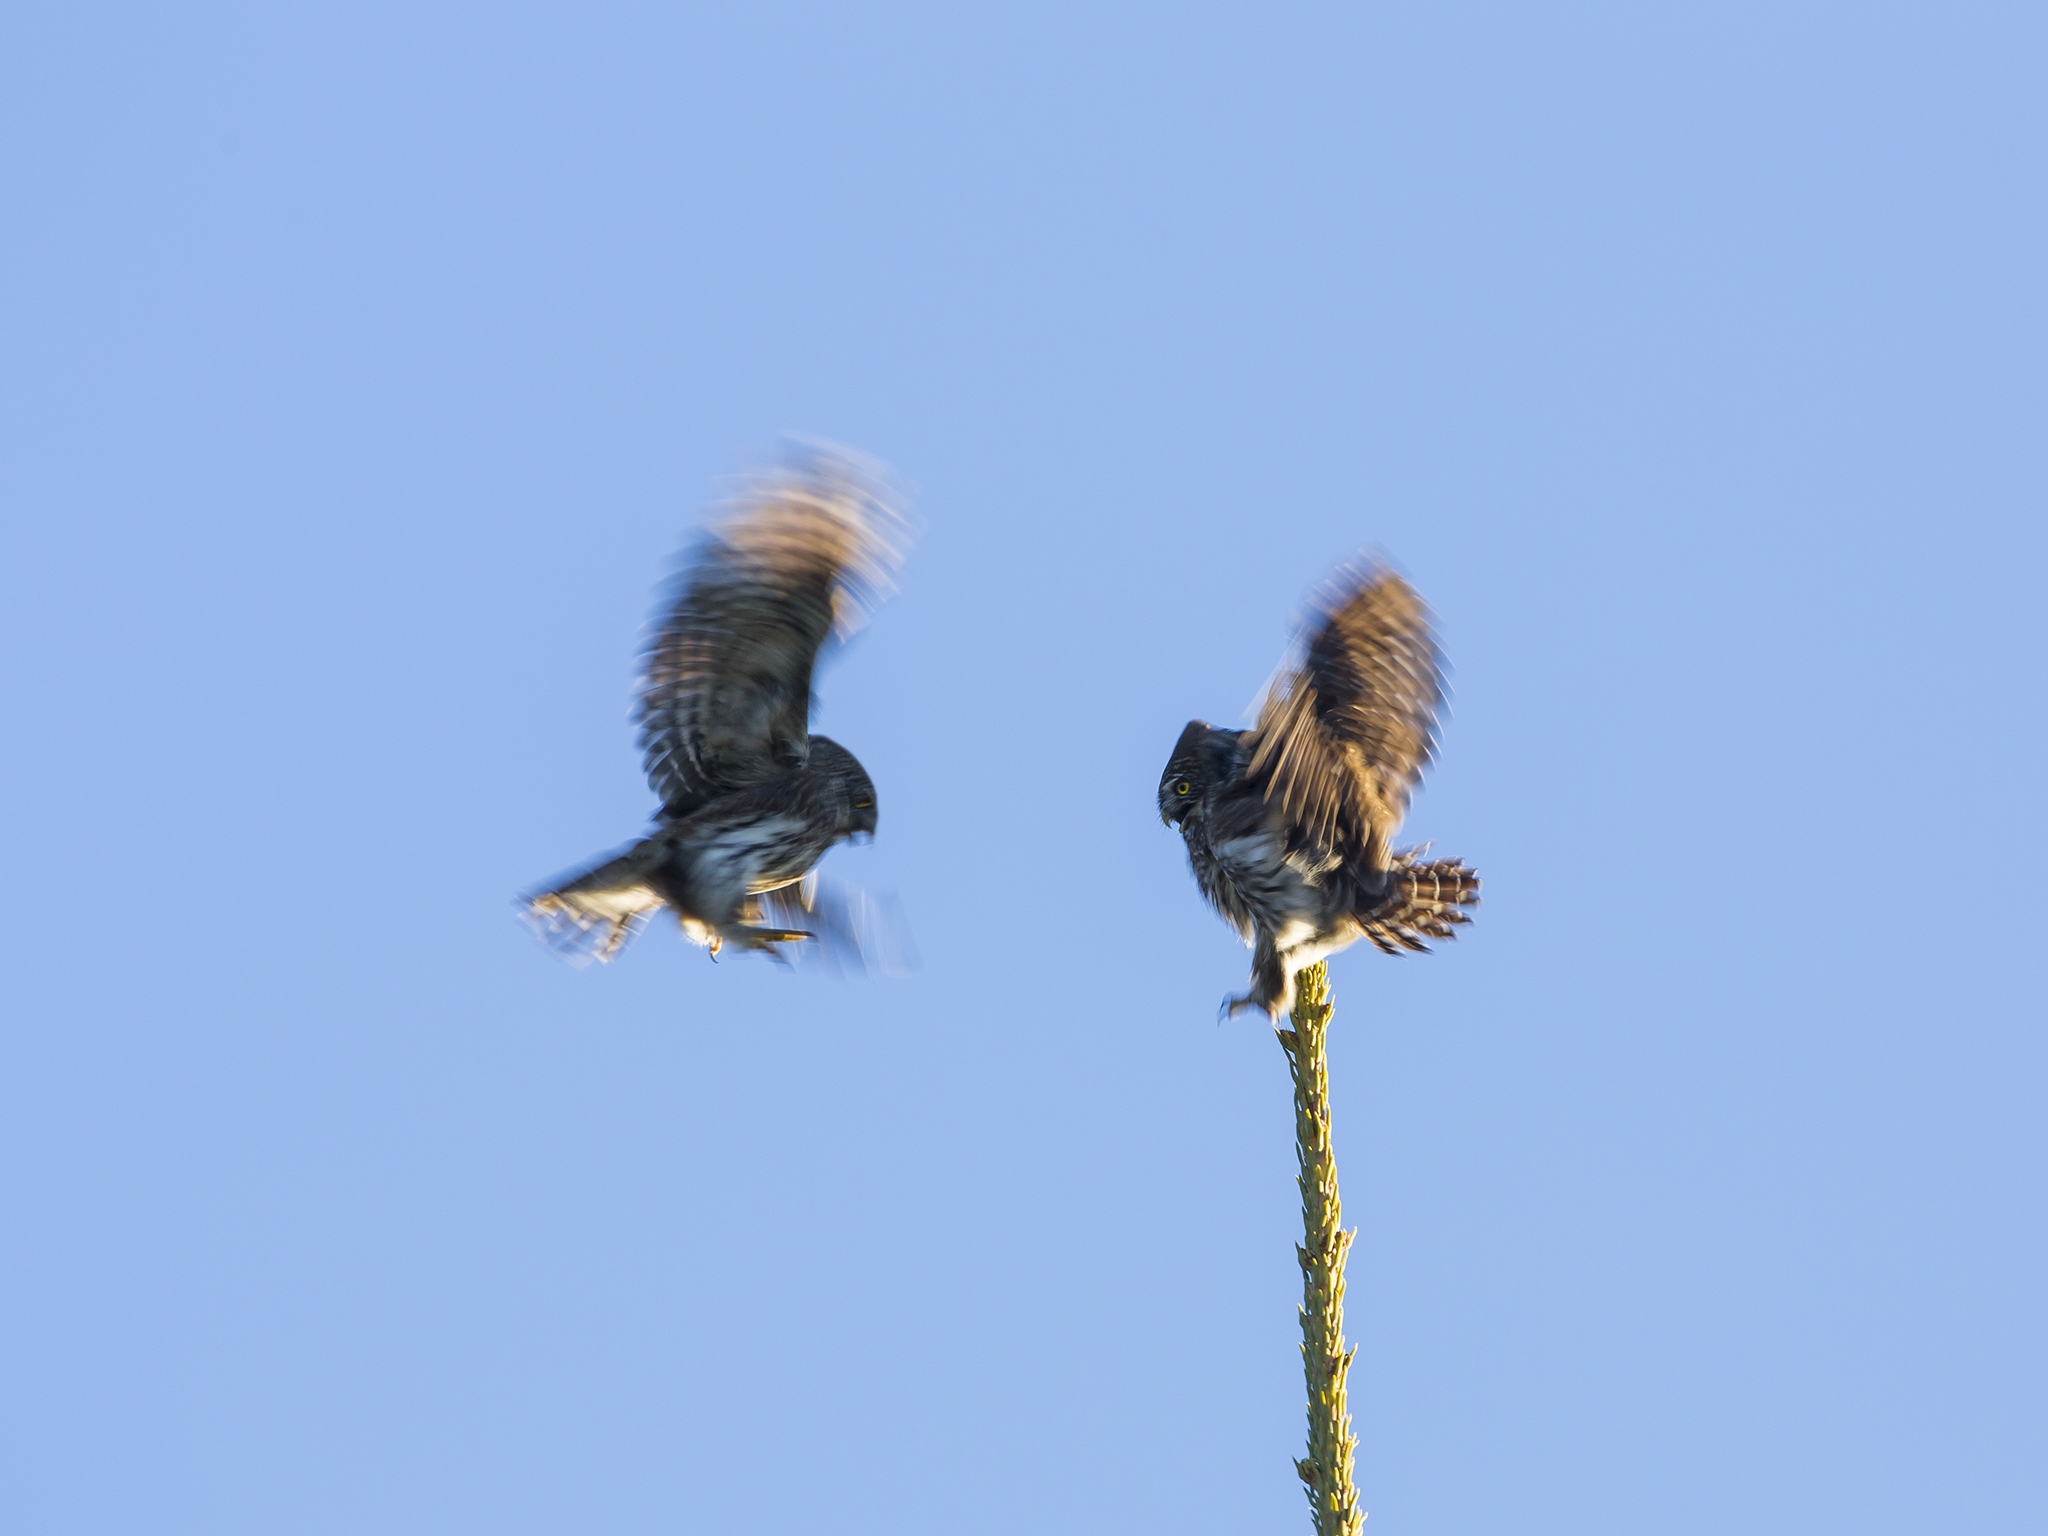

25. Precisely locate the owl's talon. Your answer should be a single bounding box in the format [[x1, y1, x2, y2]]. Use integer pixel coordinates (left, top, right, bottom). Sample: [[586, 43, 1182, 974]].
[[1220, 989, 1284, 1023]]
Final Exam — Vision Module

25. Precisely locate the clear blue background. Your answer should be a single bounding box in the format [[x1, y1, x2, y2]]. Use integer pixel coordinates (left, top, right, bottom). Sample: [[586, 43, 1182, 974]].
[[3, 4, 2042, 1532]]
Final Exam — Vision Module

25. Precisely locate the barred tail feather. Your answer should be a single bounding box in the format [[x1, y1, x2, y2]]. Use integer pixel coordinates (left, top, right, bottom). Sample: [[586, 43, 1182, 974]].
[[520, 897, 656, 968], [1359, 851, 1480, 956], [518, 842, 667, 968]]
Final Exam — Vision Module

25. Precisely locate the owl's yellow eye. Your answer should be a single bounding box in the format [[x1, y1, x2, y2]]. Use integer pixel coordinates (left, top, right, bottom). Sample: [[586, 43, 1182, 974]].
[[1174, 780, 1191, 796], [854, 797, 873, 808]]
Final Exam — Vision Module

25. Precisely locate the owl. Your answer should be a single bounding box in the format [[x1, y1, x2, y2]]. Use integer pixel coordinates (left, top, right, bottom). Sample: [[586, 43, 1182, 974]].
[[1158, 564, 1479, 1019], [521, 448, 910, 969]]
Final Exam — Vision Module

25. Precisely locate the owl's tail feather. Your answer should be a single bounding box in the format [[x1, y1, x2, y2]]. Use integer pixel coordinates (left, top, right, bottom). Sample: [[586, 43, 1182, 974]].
[[1359, 852, 1480, 955], [521, 895, 656, 968], [518, 842, 667, 968]]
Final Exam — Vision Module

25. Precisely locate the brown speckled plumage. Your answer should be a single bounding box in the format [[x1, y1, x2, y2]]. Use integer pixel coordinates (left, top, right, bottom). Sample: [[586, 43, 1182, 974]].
[[1159, 564, 1479, 1019], [522, 448, 907, 969]]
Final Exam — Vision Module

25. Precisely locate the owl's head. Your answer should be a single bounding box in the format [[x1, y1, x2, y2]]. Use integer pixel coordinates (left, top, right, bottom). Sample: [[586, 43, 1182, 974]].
[[810, 735, 879, 843], [1158, 719, 1235, 828]]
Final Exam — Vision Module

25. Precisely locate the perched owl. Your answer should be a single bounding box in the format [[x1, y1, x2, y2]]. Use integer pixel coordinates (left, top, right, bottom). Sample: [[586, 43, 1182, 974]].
[[521, 448, 910, 968], [1158, 564, 1479, 1020]]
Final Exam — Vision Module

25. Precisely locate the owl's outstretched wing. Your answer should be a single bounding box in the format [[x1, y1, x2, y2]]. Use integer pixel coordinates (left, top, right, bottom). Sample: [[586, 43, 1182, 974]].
[[635, 448, 908, 818], [1244, 564, 1443, 866]]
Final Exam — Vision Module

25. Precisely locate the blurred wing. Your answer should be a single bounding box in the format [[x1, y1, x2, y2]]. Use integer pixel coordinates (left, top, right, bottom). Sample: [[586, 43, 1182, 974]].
[[754, 872, 920, 979], [1245, 564, 1443, 858], [636, 447, 909, 816]]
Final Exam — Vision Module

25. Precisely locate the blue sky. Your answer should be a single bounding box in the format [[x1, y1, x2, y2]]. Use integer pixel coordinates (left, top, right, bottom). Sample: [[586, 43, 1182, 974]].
[[3, 3, 2043, 1532]]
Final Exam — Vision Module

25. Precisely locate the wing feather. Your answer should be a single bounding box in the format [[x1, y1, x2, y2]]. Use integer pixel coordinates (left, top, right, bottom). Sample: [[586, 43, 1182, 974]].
[[1244, 564, 1444, 865], [754, 873, 920, 977], [635, 448, 908, 816]]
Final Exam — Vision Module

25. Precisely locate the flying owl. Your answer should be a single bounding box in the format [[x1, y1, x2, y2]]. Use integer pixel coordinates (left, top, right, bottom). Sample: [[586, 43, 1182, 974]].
[[521, 448, 910, 969], [1158, 564, 1479, 1020]]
